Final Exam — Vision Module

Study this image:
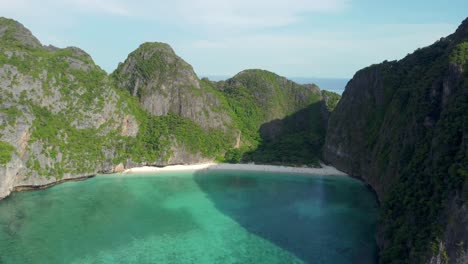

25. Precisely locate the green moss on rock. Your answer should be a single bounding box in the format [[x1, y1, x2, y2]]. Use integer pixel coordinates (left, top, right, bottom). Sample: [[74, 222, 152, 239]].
[[0, 140, 15, 165]]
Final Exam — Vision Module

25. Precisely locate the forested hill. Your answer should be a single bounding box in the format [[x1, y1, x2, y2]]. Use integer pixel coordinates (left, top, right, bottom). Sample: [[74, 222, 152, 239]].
[[0, 17, 336, 199], [325, 18, 467, 263]]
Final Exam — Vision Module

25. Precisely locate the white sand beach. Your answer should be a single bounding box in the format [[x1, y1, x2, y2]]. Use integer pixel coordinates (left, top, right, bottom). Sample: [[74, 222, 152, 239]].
[[123, 163, 347, 176]]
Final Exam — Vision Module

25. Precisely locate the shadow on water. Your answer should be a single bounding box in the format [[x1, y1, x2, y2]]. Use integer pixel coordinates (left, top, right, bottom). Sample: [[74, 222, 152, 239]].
[[193, 170, 379, 264]]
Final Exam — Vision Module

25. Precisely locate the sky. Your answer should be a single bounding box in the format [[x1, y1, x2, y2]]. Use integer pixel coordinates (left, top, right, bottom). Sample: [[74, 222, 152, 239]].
[[0, 0, 466, 78]]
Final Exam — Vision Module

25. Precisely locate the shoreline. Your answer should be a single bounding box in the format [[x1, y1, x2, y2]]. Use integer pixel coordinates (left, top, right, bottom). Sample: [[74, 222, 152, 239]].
[[11, 174, 96, 192], [2, 163, 348, 200], [123, 163, 348, 176], [3, 174, 97, 200]]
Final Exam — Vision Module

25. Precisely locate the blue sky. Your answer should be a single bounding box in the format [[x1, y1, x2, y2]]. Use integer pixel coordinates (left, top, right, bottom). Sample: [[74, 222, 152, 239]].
[[0, 0, 466, 78]]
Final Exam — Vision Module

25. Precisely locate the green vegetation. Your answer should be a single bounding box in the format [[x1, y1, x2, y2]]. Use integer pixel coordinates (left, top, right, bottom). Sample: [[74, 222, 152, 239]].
[[0, 17, 40, 49], [243, 103, 325, 166], [321, 90, 341, 111], [379, 82, 467, 263], [450, 42, 468, 66], [224, 148, 243, 163], [128, 113, 231, 163], [0, 141, 15, 165], [218, 78, 264, 145], [213, 70, 325, 165], [343, 38, 467, 263], [0, 23, 125, 178], [113, 42, 193, 99], [0, 107, 22, 127], [225, 70, 321, 117], [29, 105, 117, 177], [0, 45, 107, 110]]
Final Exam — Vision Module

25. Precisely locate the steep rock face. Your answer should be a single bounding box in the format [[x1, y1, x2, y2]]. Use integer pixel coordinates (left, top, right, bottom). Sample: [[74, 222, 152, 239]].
[[0, 18, 139, 199], [113, 42, 231, 131], [324, 64, 392, 195], [325, 18, 467, 263]]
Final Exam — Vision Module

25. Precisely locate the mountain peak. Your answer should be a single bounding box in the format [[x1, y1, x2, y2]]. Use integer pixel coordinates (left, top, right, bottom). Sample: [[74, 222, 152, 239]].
[[233, 69, 279, 79], [138, 42, 175, 54], [453, 17, 468, 42], [0, 17, 42, 49], [114, 41, 196, 86], [458, 17, 468, 31], [62, 46, 94, 62]]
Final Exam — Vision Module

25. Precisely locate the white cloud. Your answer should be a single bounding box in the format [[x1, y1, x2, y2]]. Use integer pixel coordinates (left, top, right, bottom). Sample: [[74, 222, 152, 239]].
[[150, 0, 349, 29], [0, 0, 131, 16], [0, 0, 28, 9], [67, 0, 131, 16], [0, 0, 349, 31], [185, 23, 457, 77]]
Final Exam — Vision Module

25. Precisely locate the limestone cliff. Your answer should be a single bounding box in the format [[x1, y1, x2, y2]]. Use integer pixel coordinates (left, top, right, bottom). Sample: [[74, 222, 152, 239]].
[[0, 18, 139, 199], [325, 18, 467, 263], [0, 17, 332, 200], [113, 42, 231, 131]]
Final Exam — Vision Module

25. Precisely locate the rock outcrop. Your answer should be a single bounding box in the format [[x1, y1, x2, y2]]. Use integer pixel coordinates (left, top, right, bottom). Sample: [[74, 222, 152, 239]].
[[0, 18, 138, 199], [113, 42, 231, 131], [325, 18, 467, 263]]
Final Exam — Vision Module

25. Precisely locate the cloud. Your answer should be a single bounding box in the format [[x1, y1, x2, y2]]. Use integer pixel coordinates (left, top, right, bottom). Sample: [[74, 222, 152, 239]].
[[0, 0, 349, 31], [0, 0, 131, 17], [186, 23, 456, 77], [149, 0, 349, 29], [67, 0, 131, 16]]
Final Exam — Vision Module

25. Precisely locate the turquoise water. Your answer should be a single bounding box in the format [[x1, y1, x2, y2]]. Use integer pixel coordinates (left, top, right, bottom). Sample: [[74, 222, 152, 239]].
[[0, 170, 378, 263]]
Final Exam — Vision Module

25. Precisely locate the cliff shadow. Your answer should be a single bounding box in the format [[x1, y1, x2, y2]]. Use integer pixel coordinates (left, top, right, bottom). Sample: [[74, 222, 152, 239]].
[[242, 102, 328, 166], [192, 169, 378, 263]]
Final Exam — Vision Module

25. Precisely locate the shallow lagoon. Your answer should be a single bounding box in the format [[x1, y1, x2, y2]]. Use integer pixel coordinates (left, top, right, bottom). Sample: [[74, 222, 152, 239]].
[[0, 170, 378, 263]]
